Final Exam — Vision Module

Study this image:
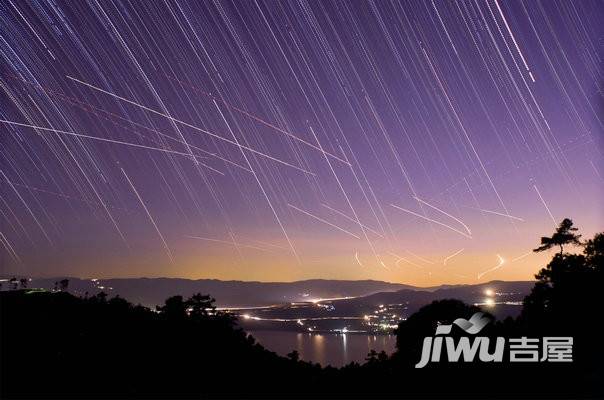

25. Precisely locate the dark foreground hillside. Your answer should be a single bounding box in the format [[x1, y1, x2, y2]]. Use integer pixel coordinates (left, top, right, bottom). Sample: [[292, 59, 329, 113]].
[[1, 288, 600, 399], [1, 222, 603, 399], [0, 290, 328, 398]]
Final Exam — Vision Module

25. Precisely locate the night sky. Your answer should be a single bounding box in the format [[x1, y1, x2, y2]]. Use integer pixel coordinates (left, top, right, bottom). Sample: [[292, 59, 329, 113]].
[[1, 0, 602, 285]]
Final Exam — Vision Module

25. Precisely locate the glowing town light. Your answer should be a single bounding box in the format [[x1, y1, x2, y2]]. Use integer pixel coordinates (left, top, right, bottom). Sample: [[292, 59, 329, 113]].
[[485, 288, 494, 297], [484, 298, 495, 307]]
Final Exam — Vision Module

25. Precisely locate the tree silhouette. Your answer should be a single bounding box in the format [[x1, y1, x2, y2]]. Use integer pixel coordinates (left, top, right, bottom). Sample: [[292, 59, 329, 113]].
[[393, 299, 486, 367], [584, 232, 604, 267], [533, 218, 582, 254], [186, 293, 215, 318], [157, 295, 186, 319], [9, 278, 17, 290], [522, 225, 603, 374], [287, 350, 300, 362], [365, 350, 388, 364], [59, 279, 69, 291], [1, 222, 602, 398], [19, 279, 27, 289], [365, 349, 378, 363], [95, 291, 108, 302]]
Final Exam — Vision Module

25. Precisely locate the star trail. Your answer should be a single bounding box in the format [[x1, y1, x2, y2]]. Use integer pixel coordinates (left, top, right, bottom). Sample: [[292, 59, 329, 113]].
[[0, 0, 602, 285]]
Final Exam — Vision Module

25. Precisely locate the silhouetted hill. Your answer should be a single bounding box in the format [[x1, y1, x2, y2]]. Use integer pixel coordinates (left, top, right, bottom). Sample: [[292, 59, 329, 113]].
[[3, 277, 417, 307], [235, 280, 533, 332], [2, 277, 532, 319], [0, 289, 323, 398], [330, 280, 533, 320]]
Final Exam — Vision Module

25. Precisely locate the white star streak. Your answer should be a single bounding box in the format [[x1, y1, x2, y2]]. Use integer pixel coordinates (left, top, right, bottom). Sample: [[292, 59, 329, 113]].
[[322, 203, 384, 238], [213, 100, 301, 264], [390, 204, 472, 239], [421, 48, 514, 226], [185, 235, 271, 252], [405, 250, 435, 265], [494, 0, 535, 83], [477, 254, 505, 280], [287, 204, 360, 239], [533, 184, 557, 226], [464, 206, 525, 222], [510, 251, 532, 263], [0, 120, 225, 175], [0, 169, 54, 246], [309, 126, 379, 263], [0, 231, 21, 263], [162, 72, 350, 165], [387, 252, 424, 269], [413, 196, 472, 236], [443, 248, 464, 266], [354, 252, 365, 268], [121, 168, 174, 264], [66, 76, 316, 176]]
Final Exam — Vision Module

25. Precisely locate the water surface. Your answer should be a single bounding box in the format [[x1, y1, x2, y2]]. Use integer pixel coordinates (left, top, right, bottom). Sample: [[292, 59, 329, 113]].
[[249, 330, 396, 367]]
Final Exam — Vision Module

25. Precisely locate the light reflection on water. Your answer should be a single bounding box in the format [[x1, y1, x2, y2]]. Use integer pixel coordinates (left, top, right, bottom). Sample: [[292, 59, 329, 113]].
[[250, 330, 397, 367]]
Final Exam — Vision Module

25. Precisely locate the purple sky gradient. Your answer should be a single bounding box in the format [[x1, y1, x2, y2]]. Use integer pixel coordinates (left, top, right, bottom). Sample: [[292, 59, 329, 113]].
[[1, 0, 602, 285]]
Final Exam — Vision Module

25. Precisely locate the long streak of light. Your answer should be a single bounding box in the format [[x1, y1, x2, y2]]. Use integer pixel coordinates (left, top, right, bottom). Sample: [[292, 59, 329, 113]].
[[66, 76, 315, 175], [2, 74, 253, 173], [354, 252, 365, 268], [510, 251, 532, 263], [494, 0, 535, 82], [322, 203, 384, 238], [443, 248, 464, 266], [477, 254, 505, 279], [161, 72, 350, 165], [213, 100, 301, 264], [0, 169, 53, 245], [387, 252, 424, 269], [390, 204, 472, 239], [247, 239, 288, 251], [405, 250, 435, 265], [0, 120, 225, 175], [0, 231, 21, 263], [185, 235, 271, 252], [121, 168, 174, 264], [309, 127, 379, 263], [421, 48, 514, 226], [377, 255, 390, 270], [288, 203, 360, 239], [533, 185, 557, 226], [464, 205, 525, 222], [413, 196, 472, 236]]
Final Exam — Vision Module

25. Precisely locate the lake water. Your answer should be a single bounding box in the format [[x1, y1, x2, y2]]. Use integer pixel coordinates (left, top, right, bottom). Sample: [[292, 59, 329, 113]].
[[249, 330, 397, 367]]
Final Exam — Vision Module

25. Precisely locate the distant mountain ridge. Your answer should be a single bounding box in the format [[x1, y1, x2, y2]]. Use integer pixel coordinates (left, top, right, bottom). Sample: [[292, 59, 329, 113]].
[[231, 279, 534, 332], [3, 277, 533, 312], [6, 277, 418, 307], [327, 280, 535, 320]]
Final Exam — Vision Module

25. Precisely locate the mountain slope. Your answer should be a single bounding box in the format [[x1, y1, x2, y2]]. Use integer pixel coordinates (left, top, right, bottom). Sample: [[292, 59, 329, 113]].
[[12, 277, 415, 307]]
